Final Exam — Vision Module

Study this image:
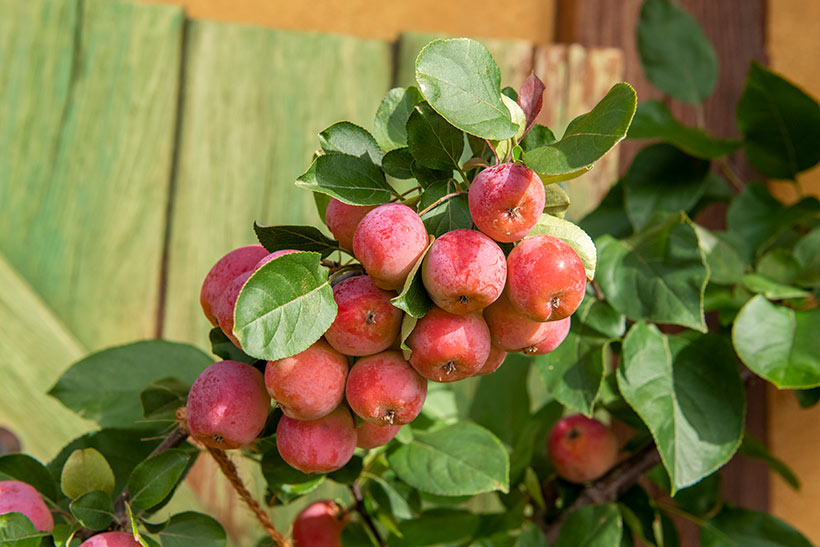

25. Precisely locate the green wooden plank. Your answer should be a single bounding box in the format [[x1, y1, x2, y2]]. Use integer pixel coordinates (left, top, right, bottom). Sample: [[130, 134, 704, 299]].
[[0, 0, 184, 350], [0, 252, 93, 461], [396, 32, 535, 90], [163, 23, 392, 348]]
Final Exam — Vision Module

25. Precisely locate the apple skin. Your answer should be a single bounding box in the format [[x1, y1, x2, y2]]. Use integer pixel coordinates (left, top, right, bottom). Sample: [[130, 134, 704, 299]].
[[522, 317, 571, 355], [506, 234, 587, 322], [325, 199, 377, 251], [0, 480, 53, 532], [547, 414, 619, 483], [212, 270, 252, 347], [468, 163, 545, 243], [482, 290, 552, 352], [276, 406, 357, 474], [292, 500, 347, 547], [421, 229, 507, 314], [345, 351, 427, 425], [356, 422, 402, 449], [78, 532, 142, 547], [353, 203, 428, 290], [200, 245, 268, 325], [474, 344, 508, 376], [186, 360, 270, 450], [265, 339, 348, 421]]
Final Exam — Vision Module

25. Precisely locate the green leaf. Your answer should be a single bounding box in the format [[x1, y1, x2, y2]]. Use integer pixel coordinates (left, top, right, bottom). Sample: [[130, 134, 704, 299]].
[[61, 448, 115, 499], [208, 327, 257, 364], [579, 180, 633, 241], [49, 341, 212, 430], [637, 0, 717, 103], [415, 38, 518, 140], [469, 354, 530, 446], [365, 475, 415, 521], [732, 295, 820, 388], [382, 148, 415, 179], [392, 508, 480, 546], [253, 223, 340, 258], [314, 191, 331, 224], [794, 227, 820, 287], [628, 101, 740, 158], [419, 382, 459, 423], [701, 507, 812, 547], [234, 252, 337, 361], [527, 214, 597, 280], [534, 300, 610, 415], [319, 121, 382, 165], [140, 377, 190, 419], [596, 213, 709, 331], [374, 87, 425, 151], [260, 447, 325, 500], [727, 182, 820, 262], [70, 490, 115, 531], [295, 153, 396, 206], [741, 273, 810, 300], [406, 102, 464, 171], [794, 387, 820, 409], [49, 429, 161, 498], [737, 62, 820, 180], [390, 236, 434, 318], [0, 454, 58, 502], [418, 181, 472, 237], [524, 83, 637, 176], [739, 434, 799, 489], [0, 512, 43, 547], [387, 422, 509, 496], [543, 185, 571, 218], [622, 144, 711, 230], [157, 512, 227, 547], [520, 124, 557, 151], [672, 472, 721, 516], [619, 325, 745, 492], [693, 226, 746, 285], [554, 503, 623, 547], [757, 248, 801, 285], [128, 449, 193, 513], [517, 523, 549, 547]]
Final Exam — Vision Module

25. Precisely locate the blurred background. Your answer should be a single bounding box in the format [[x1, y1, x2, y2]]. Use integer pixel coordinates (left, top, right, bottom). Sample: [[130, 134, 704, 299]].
[[1, 0, 818, 544]]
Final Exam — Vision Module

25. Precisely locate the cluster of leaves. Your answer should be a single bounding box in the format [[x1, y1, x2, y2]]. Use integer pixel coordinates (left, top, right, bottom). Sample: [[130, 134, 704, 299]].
[[3, 0, 820, 546]]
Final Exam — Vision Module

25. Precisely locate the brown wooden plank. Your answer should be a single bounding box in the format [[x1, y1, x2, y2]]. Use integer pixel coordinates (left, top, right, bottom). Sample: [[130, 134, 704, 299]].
[[554, 0, 770, 515]]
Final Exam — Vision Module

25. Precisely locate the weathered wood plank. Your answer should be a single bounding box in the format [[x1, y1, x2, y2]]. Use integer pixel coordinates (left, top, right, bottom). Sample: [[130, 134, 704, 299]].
[[0, 0, 184, 350], [162, 22, 392, 349]]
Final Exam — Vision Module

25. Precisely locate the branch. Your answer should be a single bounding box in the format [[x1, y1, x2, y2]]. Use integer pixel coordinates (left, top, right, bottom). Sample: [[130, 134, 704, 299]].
[[543, 443, 661, 543], [349, 483, 385, 547]]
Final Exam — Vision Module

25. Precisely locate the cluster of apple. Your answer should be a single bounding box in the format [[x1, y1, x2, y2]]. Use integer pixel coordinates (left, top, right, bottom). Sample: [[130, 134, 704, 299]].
[[186, 161, 588, 475]]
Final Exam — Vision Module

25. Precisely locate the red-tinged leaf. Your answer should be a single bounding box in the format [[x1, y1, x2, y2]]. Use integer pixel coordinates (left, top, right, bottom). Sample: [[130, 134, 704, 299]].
[[518, 72, 546, 135]]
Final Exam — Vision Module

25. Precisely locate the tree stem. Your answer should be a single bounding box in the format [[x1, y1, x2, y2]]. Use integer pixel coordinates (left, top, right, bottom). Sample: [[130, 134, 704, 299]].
[[542, 443, 661, 543], [417, 191, 468, 217], [349, 483, 385, 546]]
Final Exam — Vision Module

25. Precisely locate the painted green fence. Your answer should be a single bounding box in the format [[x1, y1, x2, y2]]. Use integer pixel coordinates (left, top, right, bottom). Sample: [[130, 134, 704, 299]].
[[0, 0, 622, 543]]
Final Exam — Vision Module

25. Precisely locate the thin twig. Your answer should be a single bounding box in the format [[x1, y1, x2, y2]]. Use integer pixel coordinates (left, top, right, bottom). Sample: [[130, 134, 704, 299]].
[[485, 139, 500, 164], [718, 158, 744, 191], [417, 191, 468, 217], [542, 444, 661, 543], [591, 280, 605, 301], [349, 483, 385, 546], [207, 447, 290, 547]]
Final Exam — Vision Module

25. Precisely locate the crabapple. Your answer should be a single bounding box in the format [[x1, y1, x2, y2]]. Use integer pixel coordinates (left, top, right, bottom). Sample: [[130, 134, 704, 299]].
[[356, 422, 402, 449], [292, 500, 347, 547], [482, 291, 553, 352], [468, 163, 545, 243], [265, 339, 348, 421], [352, 203, 428, 290], [186, 360, 270, 450], [522, 317, 571, 355], [475, 344, 508, 376], [548, 414, 619, 483], [345, 351, 427, 425], [78, 532, 141, 547], [0, 480, 53, 531], [200, 245, 268, 325], [406, 307, 491, 382], [276, 406, 357, 474], [421, 229, 507, 314], [212, 270, 252, 347], [324, 275, 402, 356], [506, 235, 586, 322], [325, 199, 377, 250], [253, 249, 298, 271]]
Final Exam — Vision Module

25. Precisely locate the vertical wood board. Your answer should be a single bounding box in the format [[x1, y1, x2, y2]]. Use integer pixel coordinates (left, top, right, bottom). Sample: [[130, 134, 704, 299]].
[[0, 0, 184, 350], [162, 22, 392, 350]]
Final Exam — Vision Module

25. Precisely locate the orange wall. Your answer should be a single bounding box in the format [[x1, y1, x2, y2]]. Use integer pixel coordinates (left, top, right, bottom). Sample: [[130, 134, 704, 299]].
[[139, 0, 555, 45]]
